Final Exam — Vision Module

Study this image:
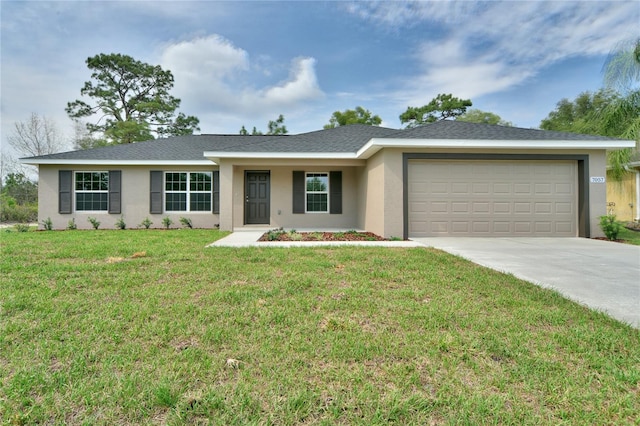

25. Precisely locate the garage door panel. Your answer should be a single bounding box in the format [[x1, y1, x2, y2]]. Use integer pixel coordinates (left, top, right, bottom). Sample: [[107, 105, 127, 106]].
[[555, 202, 572, 214], [408, 160, 577, 237], [493, 222, 511, 233], [534, 202, 552, 214], [451, 182, 469, 194], [493, 202, 511, 214], [430, 201, 448, 213], [451, 222, 469, 233]]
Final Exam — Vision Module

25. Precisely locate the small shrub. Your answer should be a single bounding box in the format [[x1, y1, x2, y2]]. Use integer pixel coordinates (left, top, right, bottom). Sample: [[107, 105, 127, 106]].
[[266, 227, 285, 241], [115, 217, 126, 230], [140, 217, 153, 229], [309, 232, 323, 241], [14, 223, 30, 232], [288, 230, 303, 241], [42, 217, 53, 231], [162, 216, 173, 229], [179, 217, 193, 229], [599, 214, 623, 241], [67, 218, 77, 230], [87, 217, 101, 230], [0, 199, 38, 223]]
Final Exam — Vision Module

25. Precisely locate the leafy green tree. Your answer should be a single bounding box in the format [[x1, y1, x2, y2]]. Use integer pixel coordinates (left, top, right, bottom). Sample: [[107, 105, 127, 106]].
[[540, 90, 620, 135], [603, 38, 640, 93], [602, 38, 640, 178], [1, 173, 37, 205], [66, 53, 200, 144], [239, 115, 288, 135], [456, 109, 512, 126], [540, 89, 639, 180], [267, 114, 288, 135], [400, 94, 472, 128], [323, 106, 382, 129], [601, 89, 640, 179]]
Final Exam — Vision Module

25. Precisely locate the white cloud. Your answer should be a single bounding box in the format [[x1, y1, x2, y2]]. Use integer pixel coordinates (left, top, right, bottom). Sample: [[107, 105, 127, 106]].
[[160, 35, 324, 125], [161, 35, 249, 79], [258, 58, 323, 105], [347, 1, 639, 106]]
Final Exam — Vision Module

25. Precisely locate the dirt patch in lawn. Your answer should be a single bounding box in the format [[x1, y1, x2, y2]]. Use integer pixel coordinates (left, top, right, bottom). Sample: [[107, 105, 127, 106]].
[[258, 229, 391, 242]]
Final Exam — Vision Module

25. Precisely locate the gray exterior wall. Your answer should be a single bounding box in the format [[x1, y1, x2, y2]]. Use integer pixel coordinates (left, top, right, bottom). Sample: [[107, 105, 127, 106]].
[[38, 165, 220, 230]]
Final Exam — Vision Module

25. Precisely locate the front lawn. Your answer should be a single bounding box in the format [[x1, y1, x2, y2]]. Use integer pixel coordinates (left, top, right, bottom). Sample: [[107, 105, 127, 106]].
[[1, 230, 638, 424], [619, 224, 640, 245]]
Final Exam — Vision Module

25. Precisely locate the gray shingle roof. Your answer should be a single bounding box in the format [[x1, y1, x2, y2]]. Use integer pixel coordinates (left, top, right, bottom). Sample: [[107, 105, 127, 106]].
[[21, 121, 626, 163], [386, 120, 624, 141], [22, 135, 284, 162], [212, 124, 400, 153]]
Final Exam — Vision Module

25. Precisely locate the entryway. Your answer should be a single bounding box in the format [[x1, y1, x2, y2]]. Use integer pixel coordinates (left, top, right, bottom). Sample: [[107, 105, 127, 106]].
[[245, 171, 270, 224]]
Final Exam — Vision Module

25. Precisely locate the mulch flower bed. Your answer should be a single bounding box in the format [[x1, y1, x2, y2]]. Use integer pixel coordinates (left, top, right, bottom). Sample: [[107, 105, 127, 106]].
[[258, 229, 389, 242]]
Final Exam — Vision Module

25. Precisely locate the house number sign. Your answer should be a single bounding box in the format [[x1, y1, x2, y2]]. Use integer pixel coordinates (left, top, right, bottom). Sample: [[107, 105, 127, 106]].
[[590, 177, 606, 183]]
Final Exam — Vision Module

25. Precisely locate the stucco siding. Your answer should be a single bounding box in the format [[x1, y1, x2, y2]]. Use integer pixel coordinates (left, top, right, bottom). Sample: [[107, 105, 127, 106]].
[[358, 150, 385, 236], [586, 150, 607, 237], [38, 165, 220, 230]]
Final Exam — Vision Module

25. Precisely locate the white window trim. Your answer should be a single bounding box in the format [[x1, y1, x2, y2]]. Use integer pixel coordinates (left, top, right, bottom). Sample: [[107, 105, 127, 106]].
[[305, 172, 330, 213], [164, 171, 213, 213], [74, 171, 109, 212]]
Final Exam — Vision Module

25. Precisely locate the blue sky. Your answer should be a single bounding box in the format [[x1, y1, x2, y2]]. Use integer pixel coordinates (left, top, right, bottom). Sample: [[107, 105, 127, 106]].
[[1, 0, 639, 157]]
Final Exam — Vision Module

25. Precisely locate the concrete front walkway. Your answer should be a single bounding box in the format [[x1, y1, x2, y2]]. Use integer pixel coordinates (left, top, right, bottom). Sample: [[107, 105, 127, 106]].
[[207, 229, 424, 248], [414, 238, 640, 328]]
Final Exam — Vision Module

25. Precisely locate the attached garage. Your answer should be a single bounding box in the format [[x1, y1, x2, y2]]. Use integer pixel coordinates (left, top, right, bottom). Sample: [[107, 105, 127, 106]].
[[405, 155, 586, 238]]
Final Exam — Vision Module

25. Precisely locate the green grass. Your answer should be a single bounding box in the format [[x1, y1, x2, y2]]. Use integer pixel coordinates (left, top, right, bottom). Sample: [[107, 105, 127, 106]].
[[1, 230, 639, 425], [619, 225, 640, 245]]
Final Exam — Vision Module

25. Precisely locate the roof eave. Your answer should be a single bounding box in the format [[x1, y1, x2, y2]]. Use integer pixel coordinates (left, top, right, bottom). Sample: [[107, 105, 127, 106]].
[[203, 151, 358, 160], [19, 159, 215, 166], [356, 138, 635, 159]]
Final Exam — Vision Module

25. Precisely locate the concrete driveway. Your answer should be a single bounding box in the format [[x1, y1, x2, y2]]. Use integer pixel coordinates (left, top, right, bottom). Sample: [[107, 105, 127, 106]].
[[413, 238, 640, 328]]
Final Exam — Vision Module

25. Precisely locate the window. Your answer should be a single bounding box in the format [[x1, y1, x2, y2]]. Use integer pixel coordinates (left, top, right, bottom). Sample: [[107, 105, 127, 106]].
[[165, 172, 212, 212], [75, 171, 109, 211], [306, 172, 328, 212]]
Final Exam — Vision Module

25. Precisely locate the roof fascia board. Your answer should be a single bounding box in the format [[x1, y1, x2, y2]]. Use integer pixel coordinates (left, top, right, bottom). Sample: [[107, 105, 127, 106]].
[[203, 151, 358, 160], [20, 159, 214, 166], [357, 138, 636, 159], [211, 158, 366, 167]]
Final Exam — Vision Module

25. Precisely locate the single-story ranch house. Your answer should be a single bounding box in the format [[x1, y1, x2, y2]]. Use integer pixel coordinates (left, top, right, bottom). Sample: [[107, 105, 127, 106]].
[[22, 121, 634, 239]]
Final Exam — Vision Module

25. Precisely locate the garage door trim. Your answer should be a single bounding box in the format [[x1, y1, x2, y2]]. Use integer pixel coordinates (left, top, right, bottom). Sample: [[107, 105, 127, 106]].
[[402, 153, 589, 239]]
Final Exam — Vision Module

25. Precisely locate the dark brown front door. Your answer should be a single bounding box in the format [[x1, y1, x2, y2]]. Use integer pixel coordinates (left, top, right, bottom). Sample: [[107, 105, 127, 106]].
[[245, 171, 270, 224]]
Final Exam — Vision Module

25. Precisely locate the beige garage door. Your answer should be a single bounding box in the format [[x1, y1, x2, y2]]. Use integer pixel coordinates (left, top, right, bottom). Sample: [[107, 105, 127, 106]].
[[408, 160, 577, 237]]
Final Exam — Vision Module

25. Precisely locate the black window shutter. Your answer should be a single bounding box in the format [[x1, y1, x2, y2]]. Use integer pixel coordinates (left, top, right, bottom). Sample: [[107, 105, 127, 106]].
[[329, 171, 342, 214], [59, 170, 72, 214], [108, 170, 121, 214], [150, 171, 163, 214], [212, 171, 220, 214], [292, 171, 305, 214]]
